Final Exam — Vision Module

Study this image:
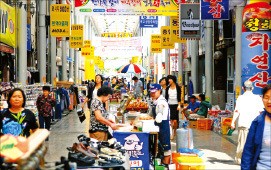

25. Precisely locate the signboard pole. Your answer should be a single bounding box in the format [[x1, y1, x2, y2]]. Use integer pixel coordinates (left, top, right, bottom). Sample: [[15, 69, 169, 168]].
[[50, 0, 57, 86], [205, 20, 213, 103], [165, 17, 170, 76]]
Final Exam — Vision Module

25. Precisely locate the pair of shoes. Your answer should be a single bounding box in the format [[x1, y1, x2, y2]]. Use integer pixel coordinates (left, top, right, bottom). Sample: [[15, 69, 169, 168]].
[[68, 152, 95, 166], [67, 143, 98, 158]]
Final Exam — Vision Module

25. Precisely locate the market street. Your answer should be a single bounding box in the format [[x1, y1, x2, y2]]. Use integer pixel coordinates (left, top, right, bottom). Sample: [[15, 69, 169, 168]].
[[44, 108, 240, 169]]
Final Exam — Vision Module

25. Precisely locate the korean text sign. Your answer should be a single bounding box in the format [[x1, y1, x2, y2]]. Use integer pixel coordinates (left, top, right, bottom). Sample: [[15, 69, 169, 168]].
[[170, 16, 186, 43], [201, 0, 229, 20], [241, 2, 271, 94], [161, 26, 175, 49], [70, 24, 84, 48], [75, 0, 178, 16], [150, 34, 162, 53], [50, 4, 71, 37], [113, 132, 149, 170], [0, 1, 16, 47]]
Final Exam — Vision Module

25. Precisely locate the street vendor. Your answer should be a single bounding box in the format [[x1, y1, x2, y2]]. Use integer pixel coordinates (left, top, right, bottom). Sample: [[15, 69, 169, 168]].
[[149, 84, 171, 165]]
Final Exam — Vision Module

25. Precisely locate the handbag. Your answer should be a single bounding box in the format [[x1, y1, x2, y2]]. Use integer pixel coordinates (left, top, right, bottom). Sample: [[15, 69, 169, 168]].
[[77, 109, 86, 123]]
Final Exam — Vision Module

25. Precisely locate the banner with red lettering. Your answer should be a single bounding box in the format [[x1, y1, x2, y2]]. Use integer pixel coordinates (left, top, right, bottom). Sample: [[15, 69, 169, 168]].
[[241, 2, 271, 94], [201, 0, 229, 20]]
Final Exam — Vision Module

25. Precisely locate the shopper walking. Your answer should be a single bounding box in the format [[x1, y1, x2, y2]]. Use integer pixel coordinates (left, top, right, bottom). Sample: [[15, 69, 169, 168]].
[[82, 74, 104, 110], [132, 76, 143, 98], [159, 77, 168, 97], [231, 80, 264, 165], [241, 84, 271, 169], [36, 86, 56, 134], [150, 83, 171, 165], [89, 87, 118, 141], [165, 75, 181, 139], [0, 88, 38, 137]]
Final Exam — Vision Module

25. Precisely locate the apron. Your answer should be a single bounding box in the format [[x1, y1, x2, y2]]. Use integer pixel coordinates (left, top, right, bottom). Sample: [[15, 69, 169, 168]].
[[152, 101, 171, 151]]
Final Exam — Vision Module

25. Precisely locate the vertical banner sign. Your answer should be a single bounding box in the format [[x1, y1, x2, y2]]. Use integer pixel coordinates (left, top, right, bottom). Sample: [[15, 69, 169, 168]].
[[0, 1, 16, 47], [50, 4, 71, 37], [139, 16, 158, 28], [27, 24, 31, 51], [81, 40, 91, 56], [150, 34, 162, 53], [201, 0, 229, 20], [180, 3, 201, 39], [113, 132, 149, 170], [70, 24, 83, 48], [161, 26, 175, 49], [170, 16, 187, 43], [241, 2, 271, 95]]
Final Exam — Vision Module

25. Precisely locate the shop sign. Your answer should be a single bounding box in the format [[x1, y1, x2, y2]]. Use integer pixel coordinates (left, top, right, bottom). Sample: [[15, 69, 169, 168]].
[[150, 34, 162, 53], [170, 16, 186, 43], [70, 24, 84, 48], [242, 2, 271, 32], [101, 32, 133, 37], [201, 0, 229, 20], [27, 24, 31, 51], [139, 16, 158, 28], [180, 3, 201, 39], [81, 40, 91, 57], [113, 132, 150, 170], [161, 26, 175, 49], [0, 1, 16, 47], [50, 4, 71, 37], [75, 0, 178, 16], [241, 2, 271, 95]]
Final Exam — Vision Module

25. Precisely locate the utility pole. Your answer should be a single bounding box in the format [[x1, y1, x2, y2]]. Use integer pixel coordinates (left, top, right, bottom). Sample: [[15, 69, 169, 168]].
[[205, 20, 213, 103], [38, 0, 46, 84], [18, 2, 27, 85], [190, 40, 199, 93], [164, 16, 170, 76]]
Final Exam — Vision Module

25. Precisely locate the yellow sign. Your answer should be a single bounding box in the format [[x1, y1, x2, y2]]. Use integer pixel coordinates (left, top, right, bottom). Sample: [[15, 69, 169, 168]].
[[235, 86, 241, 100], [101, 32, 133, 38], [0, 1, 16, 47], [161, 26, 175, 49], [50, 4, 70, 37], [170, 16, 187, 44], [70, 24, 83, 48], [84, 56, 95, 80], [81, 40, 92, 56], [150, 34, 162, 53], [131, 56, 141, 64]]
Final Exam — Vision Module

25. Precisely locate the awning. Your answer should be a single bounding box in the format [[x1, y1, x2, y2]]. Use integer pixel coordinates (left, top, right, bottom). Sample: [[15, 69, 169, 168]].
[[0, 43, 14, 54]]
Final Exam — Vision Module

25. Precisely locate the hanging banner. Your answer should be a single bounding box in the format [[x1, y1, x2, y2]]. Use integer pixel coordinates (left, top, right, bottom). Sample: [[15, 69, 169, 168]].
[[101, 37, 141, 47], [75, 0, 178, 16], [150, 34, 162, 53], [170, 16, 187, 43], [81, 40, 91, 56], [70, 24, 84, 48], [140, 16, 158, 28], [0, 1, 16, 47], [27, 24, 31, 51], [101, 32, 133, 37], [241, 2, 271, 95], [201, 0, 229, 20], [242, 2, 271, 32], [50, 4, 71, 37], [113, 132, 150, 170], [180, 3, 201, 39], [161, 26, 175, 49]]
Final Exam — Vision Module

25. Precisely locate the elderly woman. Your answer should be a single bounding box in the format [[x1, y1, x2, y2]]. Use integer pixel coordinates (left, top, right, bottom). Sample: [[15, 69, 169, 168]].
[[89, 86, 118, 141], [241, 84, 271, 169], [0, 88, 38, 137]]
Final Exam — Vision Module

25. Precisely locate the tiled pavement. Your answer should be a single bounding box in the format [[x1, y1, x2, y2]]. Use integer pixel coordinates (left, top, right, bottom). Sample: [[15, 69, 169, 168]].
[[44, 109, 240, 169]]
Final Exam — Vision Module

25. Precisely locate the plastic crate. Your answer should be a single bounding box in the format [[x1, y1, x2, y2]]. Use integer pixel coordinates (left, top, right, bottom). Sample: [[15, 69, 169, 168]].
[[176, 156, 205, 170], [188, 120, 197, 129], [197, 118, 212, 130], [208, 110, 221, 117]]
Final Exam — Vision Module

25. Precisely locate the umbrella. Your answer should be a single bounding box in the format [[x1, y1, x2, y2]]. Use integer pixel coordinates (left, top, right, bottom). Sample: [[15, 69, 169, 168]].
[[117, 63, 147, 73]]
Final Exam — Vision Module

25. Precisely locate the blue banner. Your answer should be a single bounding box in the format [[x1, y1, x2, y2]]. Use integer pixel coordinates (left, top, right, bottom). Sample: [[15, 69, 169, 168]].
[[241, 32, 271, 95], [139, 16, 158, 28], [113, 132, 149, 170], [201, 0, 229, 20], [27, 24, 31, 51]]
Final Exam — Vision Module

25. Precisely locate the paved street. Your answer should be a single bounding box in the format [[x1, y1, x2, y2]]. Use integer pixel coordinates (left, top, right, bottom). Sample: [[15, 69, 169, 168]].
[[44, 109, 240, 169]]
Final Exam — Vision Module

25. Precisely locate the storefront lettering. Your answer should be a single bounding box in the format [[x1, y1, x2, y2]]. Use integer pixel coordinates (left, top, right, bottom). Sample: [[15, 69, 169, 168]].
[[182, 21, 200, 28]]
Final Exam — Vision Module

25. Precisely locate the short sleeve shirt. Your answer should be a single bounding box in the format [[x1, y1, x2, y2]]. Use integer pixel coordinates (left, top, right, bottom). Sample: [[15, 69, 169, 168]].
[[0, 109, 38, 137], [134, 80, 143, 95], [89, 98, 109, 132], [187, 102, 200, 112]]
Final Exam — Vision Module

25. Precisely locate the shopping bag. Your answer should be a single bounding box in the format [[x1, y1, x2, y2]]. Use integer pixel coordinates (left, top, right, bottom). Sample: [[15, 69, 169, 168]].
[[77, 109, 86, 123]]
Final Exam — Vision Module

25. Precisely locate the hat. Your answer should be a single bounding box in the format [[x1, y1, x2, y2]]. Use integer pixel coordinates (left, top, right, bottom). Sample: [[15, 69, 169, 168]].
[[149, 84, 162, 92], [189, 95, 196, 99], [42, 86, 51, 91], [243, 80, 253, 89]]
